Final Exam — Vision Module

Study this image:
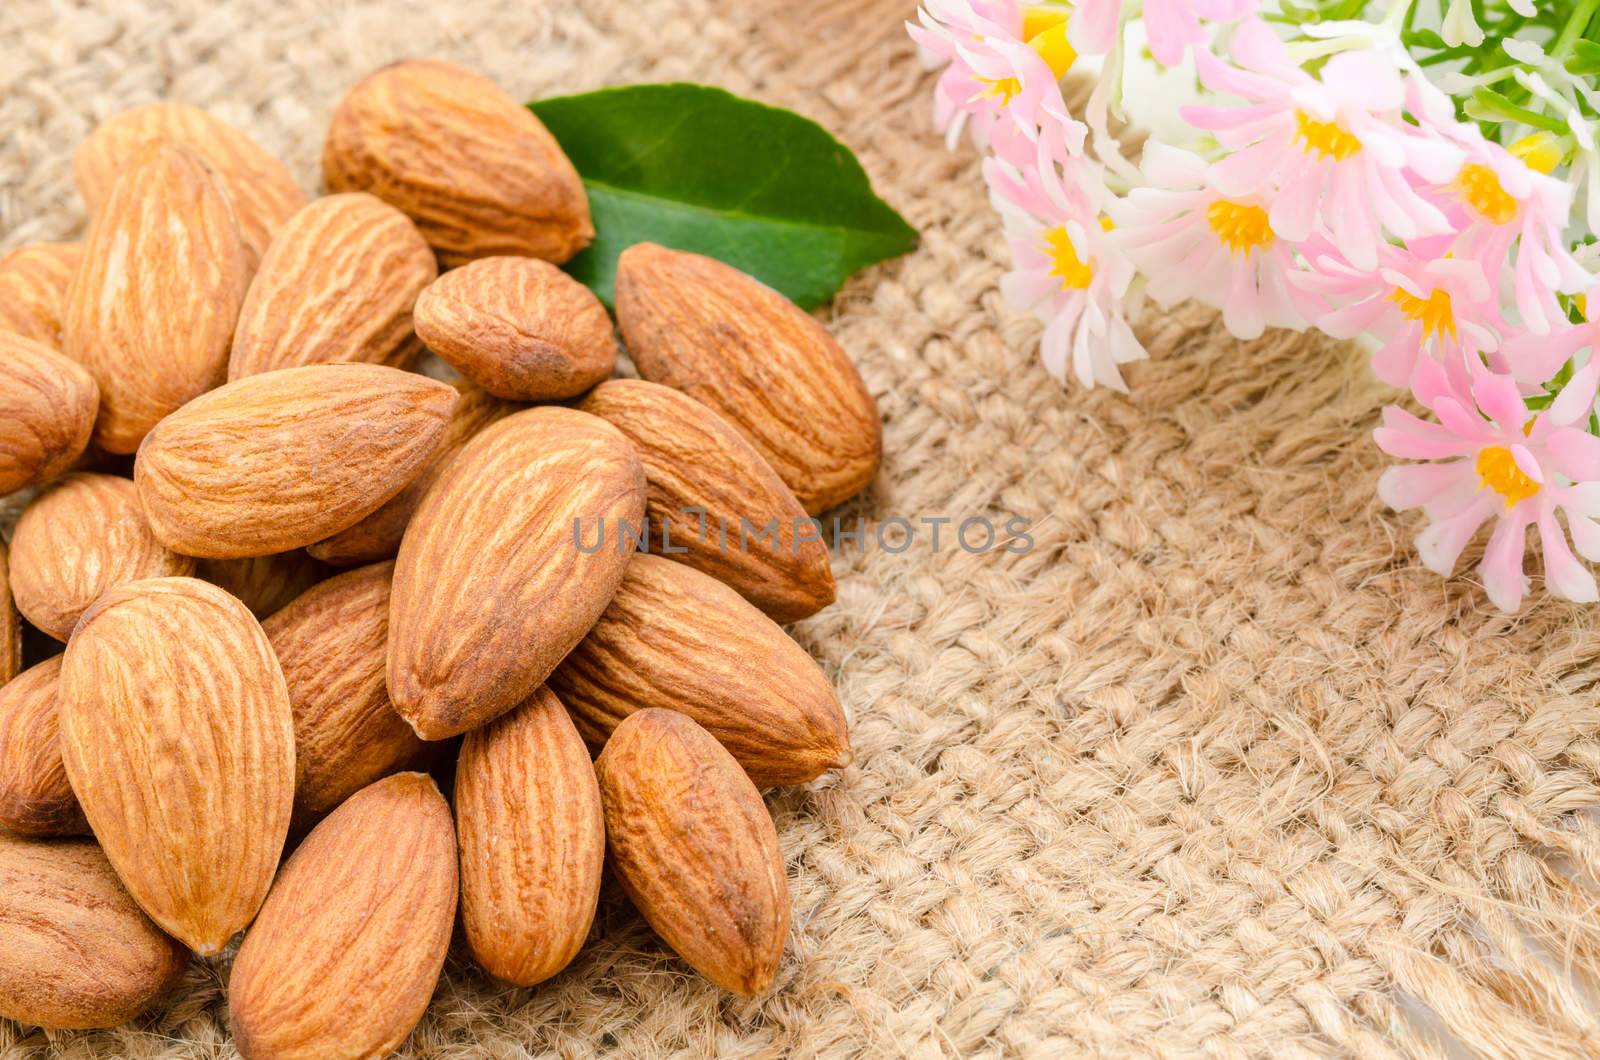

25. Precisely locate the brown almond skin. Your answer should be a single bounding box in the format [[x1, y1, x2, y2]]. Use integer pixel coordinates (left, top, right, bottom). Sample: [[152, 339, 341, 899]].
[[580, 379, 835, 622], [456, 686, 604, 986], [414, 256, 614, 400], [58, 577, 296, 955], [264, 562, 426, 828], [0, 542, 18, 687], [74, 101, 306, 269], [134, 363, 458, 558], [228, 772, 457, 1060], [0, 331, 99, 496], [617, 243, 881, 514], [0, 656, 88, 837], [10, 473, 196, 641], [0, 834, 189, 1029], [65, 142, 251, 455], [324, 59, 592, 267], [195, 552, 331, 620], [0, 242, 82, 349], [388, 406, 646, 740], [551, 555, 848, 787], [596, 709, 789, 996], [229, 193, 438, 380], [307, 381, 517, 566]]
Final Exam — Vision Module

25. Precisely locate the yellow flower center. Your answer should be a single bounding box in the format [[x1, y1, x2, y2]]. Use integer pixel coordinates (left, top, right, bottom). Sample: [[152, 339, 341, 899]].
[[1206, 200, 1274, 256], [1044, 226, 1093, 289], [1455, 163, 1518, 225], [1476, 446, 1540, 509], [1509, 132, 1564, 175], [1295, 112, 1361, 160], [1389, 287, 1456, 341], [976, 7, 1076, 105]]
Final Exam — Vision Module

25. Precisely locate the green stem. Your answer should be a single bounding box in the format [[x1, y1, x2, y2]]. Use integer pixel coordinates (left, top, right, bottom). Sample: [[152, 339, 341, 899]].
[[1555, 0, 1600, 57]]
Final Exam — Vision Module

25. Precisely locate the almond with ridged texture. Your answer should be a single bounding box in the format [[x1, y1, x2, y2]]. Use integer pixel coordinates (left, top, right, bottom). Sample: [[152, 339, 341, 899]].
[[264, 562, 426, 827], [229, 193, 437, 380], [0, 542, 17, 686], [617, 243, 881, 514], [74, 101, 306, 268], [10, 473, 196, 641], [551, 555, 848, 787], [195, 552, 331, 620], [0, 834, 188, 1029], [307, 381, 516, 566], [596, 709, 789, 996], [57, 577, 295, 955], [228, 772, 456, 1060], [135, 364, 457, 558], [388, 406, 645, 740], [0, 657, 88, 837], [323, 58, 592, 267], [580, 379, 835, 621], [64, 142, 250, 454], [0, 242, 82, 348], [413, 256, 613, 399], [456, 686, 604, 985], [0, 331, 99, 495]]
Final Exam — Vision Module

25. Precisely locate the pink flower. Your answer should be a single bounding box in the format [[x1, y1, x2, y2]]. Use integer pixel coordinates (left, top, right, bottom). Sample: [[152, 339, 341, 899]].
[[909, 1, 1084, 158], [1375, 356, 1600, 610], [987, 148, 1145, 388], [1109, 142, 1302, 339], [1183, 20, 1459, 272], [1291, 238, 1500, 389], [1071, 0, 1255, 65], [1500, 283, 1598, 383], [1409, 78, 1590, 335]]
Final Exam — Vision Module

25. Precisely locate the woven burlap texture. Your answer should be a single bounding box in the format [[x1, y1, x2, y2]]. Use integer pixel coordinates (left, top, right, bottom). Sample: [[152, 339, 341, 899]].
[[7, 0, 1600, 1056]]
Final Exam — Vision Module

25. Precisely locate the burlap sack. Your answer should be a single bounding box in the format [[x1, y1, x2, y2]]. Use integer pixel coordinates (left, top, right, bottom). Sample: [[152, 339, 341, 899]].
[[4, 1, 1598, 1056]]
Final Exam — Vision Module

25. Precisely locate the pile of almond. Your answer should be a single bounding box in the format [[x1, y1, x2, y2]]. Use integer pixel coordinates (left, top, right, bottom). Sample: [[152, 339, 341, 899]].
[[0, 57, 881, 1056]]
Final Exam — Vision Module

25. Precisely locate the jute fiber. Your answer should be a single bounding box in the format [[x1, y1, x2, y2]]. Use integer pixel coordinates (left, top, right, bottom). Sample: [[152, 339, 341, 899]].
[[6, 1, 1600, 1056]]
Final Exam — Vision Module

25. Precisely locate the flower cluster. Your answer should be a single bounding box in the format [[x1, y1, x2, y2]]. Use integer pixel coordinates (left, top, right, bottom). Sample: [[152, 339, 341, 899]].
[[912, 0, 1600, 610]]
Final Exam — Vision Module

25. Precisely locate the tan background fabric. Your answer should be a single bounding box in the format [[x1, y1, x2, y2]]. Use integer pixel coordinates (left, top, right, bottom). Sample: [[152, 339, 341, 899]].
[[5, 0, 1600, 1056]]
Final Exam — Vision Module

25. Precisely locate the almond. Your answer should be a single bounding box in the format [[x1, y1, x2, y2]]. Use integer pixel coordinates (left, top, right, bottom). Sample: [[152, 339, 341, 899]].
[[413, 256, 614, 399], [0, 541, 18, 686], [550, 555, 848, 787], [0, 834, 189, 1029], [74, 101, 306, 268], [135, 363, 458, 558], [596, 709, 789, 996], [0, 331, 99, 495], [455, 686, 604, 986], [195, 552, 332, 620], [323, 58, 593, 267], [263, 562, 426, 827], [228, 772, 456, 1060], [306, 381, 517, 566], [64, 141, 251, 454], [229, 193, 438, 380], [0, 656, 88, 837], [616, 243, 881, 514], [580, 379, 835, 621], [57, 577, 295, 955], [388, 406, 645, 740], [0, 242, 82, 349], [10, 473, 196, 641]]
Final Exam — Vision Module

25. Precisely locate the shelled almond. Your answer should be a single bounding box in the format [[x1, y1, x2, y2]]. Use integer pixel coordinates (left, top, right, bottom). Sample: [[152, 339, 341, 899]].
[[0, 53, 883, 1047]]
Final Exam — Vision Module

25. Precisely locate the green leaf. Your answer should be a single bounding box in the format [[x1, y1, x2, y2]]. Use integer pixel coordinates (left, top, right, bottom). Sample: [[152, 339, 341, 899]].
[[529, 83, 918, 309], [1401, 27, 1449, 49], [1464, 87, 1568, 132], [1567, 39, 1600, 74]]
